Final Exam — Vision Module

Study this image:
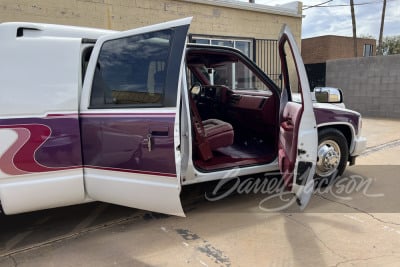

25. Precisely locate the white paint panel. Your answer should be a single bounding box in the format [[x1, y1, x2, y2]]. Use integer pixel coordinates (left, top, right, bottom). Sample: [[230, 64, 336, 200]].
[[0, 129, 18, 159], [0, 37, 82, 117], [0, 169, 85, 215], [84, 168, 184, 216]]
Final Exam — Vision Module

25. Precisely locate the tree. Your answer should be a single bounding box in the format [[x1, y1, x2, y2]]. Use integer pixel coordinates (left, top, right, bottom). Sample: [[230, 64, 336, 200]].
[[350, 0, 357, 57], [358, 34, 374, 39], [382, 36, 400, 55], [377, 0, 387, 55]]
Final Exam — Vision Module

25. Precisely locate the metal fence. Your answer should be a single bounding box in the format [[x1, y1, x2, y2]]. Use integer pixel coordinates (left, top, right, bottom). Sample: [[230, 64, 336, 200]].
[[254, 39, 281, 88]]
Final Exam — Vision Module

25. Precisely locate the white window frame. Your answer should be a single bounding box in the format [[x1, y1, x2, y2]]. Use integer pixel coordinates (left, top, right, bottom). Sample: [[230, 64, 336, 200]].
[[190, 36, 253, 59]]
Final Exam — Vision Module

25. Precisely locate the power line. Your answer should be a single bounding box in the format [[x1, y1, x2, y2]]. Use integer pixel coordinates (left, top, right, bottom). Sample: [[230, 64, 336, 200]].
[[302, 0, 333, 10], [302, 0, 396, 9]]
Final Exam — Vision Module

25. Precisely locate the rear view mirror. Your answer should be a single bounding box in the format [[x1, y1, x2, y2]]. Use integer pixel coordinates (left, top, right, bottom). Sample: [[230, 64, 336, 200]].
[[314, 87, 343, 103]]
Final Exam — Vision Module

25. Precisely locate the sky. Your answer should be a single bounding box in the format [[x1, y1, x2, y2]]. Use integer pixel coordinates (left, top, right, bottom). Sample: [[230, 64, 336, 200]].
[[238, 0, 400, 39]]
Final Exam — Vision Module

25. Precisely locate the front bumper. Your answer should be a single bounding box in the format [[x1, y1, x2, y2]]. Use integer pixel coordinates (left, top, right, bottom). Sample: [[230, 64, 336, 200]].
[[351, 136, 367, 156], [348, 136, 367, 166]]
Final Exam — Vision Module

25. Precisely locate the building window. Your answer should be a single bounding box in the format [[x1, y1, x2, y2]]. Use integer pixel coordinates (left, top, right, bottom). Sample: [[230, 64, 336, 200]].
[[190, 36, 253, 58], [189, 36, 253, 90], [363, 44, 373, 57]]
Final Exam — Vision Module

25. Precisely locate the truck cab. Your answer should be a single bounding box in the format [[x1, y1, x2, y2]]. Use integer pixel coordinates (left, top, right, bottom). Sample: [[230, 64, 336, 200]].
[[0, 18, 366, 216]]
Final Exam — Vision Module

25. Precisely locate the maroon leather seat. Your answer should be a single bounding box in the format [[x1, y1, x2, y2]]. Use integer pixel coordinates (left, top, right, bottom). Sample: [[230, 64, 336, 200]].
[[189, 96, 234, 161], [203, 119, 234, 150]]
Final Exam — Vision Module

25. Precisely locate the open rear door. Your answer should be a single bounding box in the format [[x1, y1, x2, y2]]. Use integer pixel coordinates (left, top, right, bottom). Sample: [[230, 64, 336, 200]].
[[80, 18, 191, 216], [278, 25, 318, 209]]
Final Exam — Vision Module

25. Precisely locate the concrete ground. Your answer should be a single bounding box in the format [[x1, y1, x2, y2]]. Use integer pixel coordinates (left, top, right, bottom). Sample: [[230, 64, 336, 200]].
[[1, 117, 400, 267]]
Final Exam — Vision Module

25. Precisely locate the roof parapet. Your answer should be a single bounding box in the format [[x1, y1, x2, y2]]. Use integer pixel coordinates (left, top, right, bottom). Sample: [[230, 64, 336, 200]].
[[181, 0, 302, 17]]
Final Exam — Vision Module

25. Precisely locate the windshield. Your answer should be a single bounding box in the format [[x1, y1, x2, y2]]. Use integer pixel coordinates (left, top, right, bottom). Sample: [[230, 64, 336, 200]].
[[187, 51, 272, 93]]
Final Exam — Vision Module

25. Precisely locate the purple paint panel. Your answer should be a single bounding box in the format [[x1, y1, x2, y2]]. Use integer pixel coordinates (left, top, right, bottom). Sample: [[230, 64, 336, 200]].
[[80, 113, 176, 176], [314, 108, 360, 135], [0, 113, 177, 176], [0, 115, 82, 174]]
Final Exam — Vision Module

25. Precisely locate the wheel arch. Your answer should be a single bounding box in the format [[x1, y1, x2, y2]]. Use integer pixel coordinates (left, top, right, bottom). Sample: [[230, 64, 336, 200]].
[[317, 123, 354, 160]]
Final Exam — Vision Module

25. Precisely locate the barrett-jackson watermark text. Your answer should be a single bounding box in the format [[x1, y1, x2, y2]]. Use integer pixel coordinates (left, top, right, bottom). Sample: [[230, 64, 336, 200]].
[[205, 173, 384, 212]]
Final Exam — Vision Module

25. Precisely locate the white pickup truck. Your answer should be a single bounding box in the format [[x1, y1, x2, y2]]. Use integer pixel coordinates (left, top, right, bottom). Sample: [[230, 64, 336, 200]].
[[0, 18, 366, 216]]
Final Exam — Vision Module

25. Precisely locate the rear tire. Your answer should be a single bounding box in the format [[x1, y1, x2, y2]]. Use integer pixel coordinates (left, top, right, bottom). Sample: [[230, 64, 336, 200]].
[[315, 128, 349, 186]]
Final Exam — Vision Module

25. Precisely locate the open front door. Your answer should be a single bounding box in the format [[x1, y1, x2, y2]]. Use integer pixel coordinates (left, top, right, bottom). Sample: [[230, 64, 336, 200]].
[[278, 25, 317, 209], [80, 18, 191, 216]]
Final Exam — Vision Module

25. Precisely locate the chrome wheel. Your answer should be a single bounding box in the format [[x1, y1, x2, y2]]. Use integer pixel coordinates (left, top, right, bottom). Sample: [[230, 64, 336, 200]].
[[316, 140, 341, 177]]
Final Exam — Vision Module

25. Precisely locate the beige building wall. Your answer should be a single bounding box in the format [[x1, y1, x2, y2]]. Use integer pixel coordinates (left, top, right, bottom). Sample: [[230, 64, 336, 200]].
[[0, 0, 303, 87], [0, 0, 302, 45]]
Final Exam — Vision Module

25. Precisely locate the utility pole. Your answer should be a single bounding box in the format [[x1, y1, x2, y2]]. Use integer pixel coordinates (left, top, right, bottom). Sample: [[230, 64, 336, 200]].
[[350, 0, 357, 57], [378, 0, 387, 55]]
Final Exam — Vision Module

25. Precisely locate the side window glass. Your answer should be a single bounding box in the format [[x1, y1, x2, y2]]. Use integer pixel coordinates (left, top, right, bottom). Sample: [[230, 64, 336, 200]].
[[90, 30, 173, 108], [187, 50, 272, 94], [212, 61, 270, 92], [282, 40, 302, 103]]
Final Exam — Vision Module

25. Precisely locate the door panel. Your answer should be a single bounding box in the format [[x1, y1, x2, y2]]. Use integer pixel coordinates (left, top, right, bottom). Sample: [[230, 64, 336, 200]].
[[278, 25, 317, 209], [80, 18, 191, 216], [279, 102, 302, 186], [81, 113, 175, 174]]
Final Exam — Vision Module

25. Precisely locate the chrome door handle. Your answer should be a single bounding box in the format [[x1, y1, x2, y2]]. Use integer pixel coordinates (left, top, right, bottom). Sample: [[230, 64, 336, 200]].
[[147, 134, 152, 152]]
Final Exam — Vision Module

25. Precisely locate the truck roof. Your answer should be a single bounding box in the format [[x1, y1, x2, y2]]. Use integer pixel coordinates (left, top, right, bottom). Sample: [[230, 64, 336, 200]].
[[0, 22, 115, 40]]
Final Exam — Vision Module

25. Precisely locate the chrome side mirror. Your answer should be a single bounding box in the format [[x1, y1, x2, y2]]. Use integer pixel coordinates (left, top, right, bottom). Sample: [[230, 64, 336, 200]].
[[314, 87, 343, 103]]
